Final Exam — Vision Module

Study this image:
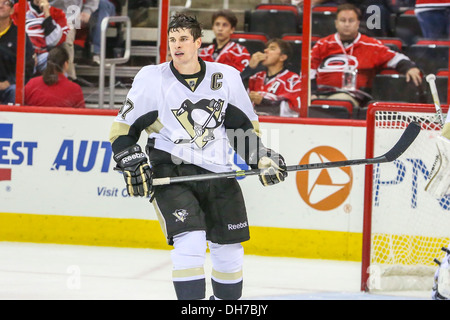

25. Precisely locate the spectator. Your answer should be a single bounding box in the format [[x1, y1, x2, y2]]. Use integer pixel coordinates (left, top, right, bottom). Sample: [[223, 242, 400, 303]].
[[25, 46, 85, 108], [348, 0, 398, 37], [0, 0, 35, 105], [90, 0, 116, 63], [247, 38, 301, 117], [415, 0, 450, 39], [50, 0, 116, 68], [12, 0, 69, 73], [49, 0, 100, 80], [199, 9, 250, 73], [310, 3, 422, 107]]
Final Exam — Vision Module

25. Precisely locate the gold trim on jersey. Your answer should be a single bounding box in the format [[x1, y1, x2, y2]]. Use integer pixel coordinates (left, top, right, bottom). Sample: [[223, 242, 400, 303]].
[[184, 77, 198, 92], [109, 122, 131, 144], [145, 118, 164, 135], [251, 120, 262, 137], [152, 199, 168, 241]]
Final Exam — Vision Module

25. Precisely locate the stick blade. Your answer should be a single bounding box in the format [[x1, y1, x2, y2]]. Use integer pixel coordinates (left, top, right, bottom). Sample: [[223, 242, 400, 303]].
[[383, 121, 421, 162]]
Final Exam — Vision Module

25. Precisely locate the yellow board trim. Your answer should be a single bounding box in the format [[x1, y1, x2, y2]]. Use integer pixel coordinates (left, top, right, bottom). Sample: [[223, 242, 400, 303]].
[[0, 212, 362, 261]]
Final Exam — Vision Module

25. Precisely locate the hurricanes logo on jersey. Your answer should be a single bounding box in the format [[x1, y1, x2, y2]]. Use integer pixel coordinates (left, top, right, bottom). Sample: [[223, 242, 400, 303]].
[[172, 98, 225, 148], [318, 54, 359, 73]]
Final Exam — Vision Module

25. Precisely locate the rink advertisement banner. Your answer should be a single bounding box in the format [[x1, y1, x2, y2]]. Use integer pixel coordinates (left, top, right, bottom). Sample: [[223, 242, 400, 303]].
[[0, 106, 366, 260]]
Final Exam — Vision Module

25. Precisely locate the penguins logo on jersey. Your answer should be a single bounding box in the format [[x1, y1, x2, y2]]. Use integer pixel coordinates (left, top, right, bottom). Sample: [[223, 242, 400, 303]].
[[172, 209, 189, 223], [172, 98, 225, 148], [318, 54, 359, 73]]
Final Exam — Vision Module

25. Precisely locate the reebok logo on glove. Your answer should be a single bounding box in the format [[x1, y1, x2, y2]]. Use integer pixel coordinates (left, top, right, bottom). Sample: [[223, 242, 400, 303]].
[[121, 153, 146, 164]]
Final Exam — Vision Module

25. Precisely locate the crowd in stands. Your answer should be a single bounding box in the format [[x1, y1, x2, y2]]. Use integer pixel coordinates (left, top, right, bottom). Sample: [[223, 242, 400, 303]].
[[0, 0, 117, 108], [1, 0, 449, 118]]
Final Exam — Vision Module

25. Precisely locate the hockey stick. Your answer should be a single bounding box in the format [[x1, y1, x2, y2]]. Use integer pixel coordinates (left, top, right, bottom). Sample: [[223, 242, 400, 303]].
[[426, 74, 445, 127], [152, 121, 421, 186], [425, 74, 448, 195]]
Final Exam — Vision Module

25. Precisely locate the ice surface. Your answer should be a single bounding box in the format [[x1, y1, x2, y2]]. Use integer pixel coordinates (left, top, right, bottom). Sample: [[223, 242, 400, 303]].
[[0, 242, 430, 300]]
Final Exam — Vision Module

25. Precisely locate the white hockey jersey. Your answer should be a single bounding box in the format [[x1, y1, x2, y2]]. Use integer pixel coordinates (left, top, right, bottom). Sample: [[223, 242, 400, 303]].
[[110, 59, 259, 173]]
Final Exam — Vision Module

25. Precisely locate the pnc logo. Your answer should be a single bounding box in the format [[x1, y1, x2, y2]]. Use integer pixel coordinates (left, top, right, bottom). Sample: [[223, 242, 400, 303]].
[[296, 146, 353, 211]]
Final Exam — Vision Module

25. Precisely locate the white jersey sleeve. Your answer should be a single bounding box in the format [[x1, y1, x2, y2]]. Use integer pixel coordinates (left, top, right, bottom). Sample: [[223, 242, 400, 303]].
[[115, 65, 161, 127]]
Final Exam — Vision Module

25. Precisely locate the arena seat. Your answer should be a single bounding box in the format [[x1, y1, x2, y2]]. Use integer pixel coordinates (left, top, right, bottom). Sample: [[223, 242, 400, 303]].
[[311, 11, 336, 37], [415, 39, 450, 46], [436, 69, 449, 77], [307, 104, 351, 119], [394, 13, 423, 45], [376, 37, 404, 52], [312, 6, 338, 13], [285, 39, 302, 74], [255, 3, 300, 17], [406, 44, 449, 75], [281, 34, 320, 42], [247, 10, 300, 39], [371, 74, 427, 103], [230, 32, 268, 55], [281, 35, 319, 74], [311, 98, 355, 117]]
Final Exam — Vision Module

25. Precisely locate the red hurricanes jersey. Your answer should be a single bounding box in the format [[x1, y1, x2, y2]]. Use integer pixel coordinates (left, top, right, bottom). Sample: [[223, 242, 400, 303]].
[[12, 2, 68, 54], [311, 33, 410, 89], [199, 41, 251, 72], [248, 69, 302, 112]]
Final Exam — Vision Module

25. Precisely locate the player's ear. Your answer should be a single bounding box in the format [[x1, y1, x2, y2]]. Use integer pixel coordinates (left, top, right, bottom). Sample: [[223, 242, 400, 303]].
[[195, 37, 202, 49]]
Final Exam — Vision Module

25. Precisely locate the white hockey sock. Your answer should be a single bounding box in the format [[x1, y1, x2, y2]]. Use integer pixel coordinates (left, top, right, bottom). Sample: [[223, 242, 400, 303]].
[[209, 242, 244, 300], [171, 231, 207, 300]]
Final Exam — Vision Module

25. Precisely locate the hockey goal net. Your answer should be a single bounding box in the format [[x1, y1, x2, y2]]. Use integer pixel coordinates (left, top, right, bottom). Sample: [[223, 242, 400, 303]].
[[362, 102, 450, 292]]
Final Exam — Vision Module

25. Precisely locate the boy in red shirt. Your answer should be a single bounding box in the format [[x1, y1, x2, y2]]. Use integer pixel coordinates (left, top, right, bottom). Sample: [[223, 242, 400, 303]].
[[247, 38, 301, 117], [199, 9, 250, 73]]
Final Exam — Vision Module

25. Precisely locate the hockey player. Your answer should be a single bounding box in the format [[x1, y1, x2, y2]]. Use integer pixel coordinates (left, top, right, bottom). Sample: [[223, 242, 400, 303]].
[[109, 13, 287, 300], [199, 9, 250, 73], [247, 38, 301, 117], [310, 3, 422, 107], [425, 111, 450, 198], [432, 245, 450, 300]]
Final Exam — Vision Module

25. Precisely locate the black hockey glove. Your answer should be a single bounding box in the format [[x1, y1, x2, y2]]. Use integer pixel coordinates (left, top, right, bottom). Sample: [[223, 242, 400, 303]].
[[113, 144, 153, 197], [257, 148, 288, 187]]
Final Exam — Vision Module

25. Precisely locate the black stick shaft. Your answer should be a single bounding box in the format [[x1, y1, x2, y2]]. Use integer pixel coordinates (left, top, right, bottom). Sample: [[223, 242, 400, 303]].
[[152, 121, 421, 186]]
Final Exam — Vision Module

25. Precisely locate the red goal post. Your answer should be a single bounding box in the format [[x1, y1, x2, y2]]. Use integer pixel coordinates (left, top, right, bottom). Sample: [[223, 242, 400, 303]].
[[361, 102, 450, 292]]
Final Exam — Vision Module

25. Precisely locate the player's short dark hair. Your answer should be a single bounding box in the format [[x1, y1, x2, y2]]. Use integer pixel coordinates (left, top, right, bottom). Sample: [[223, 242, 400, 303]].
[[266, 38, 293, 61], [336, 3, 362, 21], [211, 9, 238, 29], [168, 12, 203, 40]]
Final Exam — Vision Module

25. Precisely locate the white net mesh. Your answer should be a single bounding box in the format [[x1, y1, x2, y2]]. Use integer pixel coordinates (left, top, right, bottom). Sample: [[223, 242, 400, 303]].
[[368, 108, 450, 291]]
